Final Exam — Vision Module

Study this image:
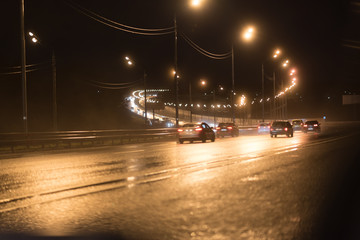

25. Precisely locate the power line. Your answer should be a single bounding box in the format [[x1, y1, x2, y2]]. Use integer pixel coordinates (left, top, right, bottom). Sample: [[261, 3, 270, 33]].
[[64, 0, 175, 36], [180, 32, 232, 60]]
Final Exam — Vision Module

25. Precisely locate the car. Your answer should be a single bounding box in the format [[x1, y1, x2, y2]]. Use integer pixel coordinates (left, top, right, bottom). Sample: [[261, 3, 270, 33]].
[[270, 121, 294, 138], [216, 122, 239, 137], [303, 120, 321, 133], [177, 122, 215, 144], [292, 119, 304, 131], [257, 122, 270, 134]]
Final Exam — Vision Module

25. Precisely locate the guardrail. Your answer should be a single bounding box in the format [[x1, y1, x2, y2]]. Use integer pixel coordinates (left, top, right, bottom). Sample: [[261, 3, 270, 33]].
[[0, 128, 178, 153]]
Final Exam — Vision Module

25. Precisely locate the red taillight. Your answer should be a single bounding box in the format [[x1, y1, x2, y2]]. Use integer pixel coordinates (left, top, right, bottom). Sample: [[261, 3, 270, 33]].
[[270, 128, 274, 131], [267, 126, 270, 128], [195, 127, 202, 132], [216, 127, 221, 130], [304, 124, 307, 127], [284, 128, 288, 131], [258, 126, 260, 129], [314, 124, 318, 127], [227, 126, 233, 130], [177, 129, 183, 132]]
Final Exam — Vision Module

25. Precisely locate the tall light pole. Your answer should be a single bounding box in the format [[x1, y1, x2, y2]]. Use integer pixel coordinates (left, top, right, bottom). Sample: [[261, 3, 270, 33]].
[[125, 56, 147, 127], [29, 32, 58, 131], [189, 80, 192, 122], [231, 45, 235, 124], [52, 50, 57, 131], [174, 14, 179, 127], [231, 26, 255, 124], [261, 63, 265, 122], [20, 0, 28, 134]]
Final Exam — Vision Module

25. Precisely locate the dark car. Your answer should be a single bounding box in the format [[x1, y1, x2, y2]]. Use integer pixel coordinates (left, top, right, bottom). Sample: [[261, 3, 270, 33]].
[[177, 122, 215, 144], [303, 120, 321, 133], [270, 121, 294, 138], [257, 122, 271, 134], [292, 119, 304, 131], [216, 122, 239, 137]]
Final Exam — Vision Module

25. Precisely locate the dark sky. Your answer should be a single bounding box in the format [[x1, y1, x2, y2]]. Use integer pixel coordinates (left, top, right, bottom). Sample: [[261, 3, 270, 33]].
[[0, 0, 359, 130]]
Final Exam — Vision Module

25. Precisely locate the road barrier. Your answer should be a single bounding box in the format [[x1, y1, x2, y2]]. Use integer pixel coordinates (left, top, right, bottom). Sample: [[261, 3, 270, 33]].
[[0, 129, 178, 153]]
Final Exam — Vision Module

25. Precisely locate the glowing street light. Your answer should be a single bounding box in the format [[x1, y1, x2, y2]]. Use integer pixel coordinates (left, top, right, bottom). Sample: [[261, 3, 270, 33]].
[[242, 26, 255, 42], [190, 0, 203, 8], [273, 49, 281, 58], [282, 59, 289, 67], [125, 56, 148, 127]]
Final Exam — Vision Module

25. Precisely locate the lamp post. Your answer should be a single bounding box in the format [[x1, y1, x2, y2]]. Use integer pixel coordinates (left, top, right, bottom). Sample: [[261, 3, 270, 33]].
[[230, 26, 255, 123], [28, 32, 58, 131], [174, 14, 179, 127], [20, 0, 28, 134], [189, 80, 192, 122], [174, 0, 205, 127], [125, 56, 147, 127]]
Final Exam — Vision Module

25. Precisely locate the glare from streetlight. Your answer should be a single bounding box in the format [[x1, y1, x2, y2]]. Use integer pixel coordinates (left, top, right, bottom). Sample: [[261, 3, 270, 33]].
[[282, 59, 289, 67], [190, 0, 203, 8], [29, 32, 34, 37], [273, 49, 281, 58], [31, 37, 38, 43], [242, 26, 255, 42], [200, 80, 206, 86], [127, 60, 133, 65], [125, 56, 130, 61]]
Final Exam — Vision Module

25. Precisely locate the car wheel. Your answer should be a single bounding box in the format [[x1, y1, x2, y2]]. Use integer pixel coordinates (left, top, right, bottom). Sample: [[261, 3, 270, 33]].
[[275, 135, 277, 138], [291, 133, 294, 137], [211, 136, 215, 142], [202, 138, 206, 143], [179, 139, 184, 144], [270, 134, 273, 138]]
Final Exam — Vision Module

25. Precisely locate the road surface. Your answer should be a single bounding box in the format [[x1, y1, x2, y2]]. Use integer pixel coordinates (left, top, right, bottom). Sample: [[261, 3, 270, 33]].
[[1, 123, 360, 239]]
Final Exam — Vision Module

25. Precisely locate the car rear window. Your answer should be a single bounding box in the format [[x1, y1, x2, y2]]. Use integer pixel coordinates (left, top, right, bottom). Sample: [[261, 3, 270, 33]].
[[305, 121, 318, 125], [183, 124, 198, 128], [292, 120, 302, 124], [272, 122, 287, 127]]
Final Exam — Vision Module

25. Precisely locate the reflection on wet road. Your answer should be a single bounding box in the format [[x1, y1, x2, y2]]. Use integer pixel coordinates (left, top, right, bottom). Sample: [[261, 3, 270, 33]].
[[1, 125, 359, 239]]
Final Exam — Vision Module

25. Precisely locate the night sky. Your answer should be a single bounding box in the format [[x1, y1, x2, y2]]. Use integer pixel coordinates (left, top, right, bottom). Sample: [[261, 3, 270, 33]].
[[0, 0, 358, 131]]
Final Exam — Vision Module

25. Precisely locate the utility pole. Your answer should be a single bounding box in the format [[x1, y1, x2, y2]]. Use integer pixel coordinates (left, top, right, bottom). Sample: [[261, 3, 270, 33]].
[[189, 81, 192, 122], [273, 72, 276, 120], [231, 45, 235, 124], [261, 63, 265, 122], [52, 51, 58, 131], [20, 0, 28, 134], [174, 14, 179, 127], [213, 90, 216, 127], [144, 70, 147, 126]]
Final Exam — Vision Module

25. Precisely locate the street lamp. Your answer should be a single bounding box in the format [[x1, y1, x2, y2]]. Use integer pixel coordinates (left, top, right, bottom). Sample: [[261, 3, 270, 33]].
[[190, 0, 204, 8], [189, 79, 206, 122], [20, 0, 28, 134], [231, 25, 255, 123], [174, 1, 206, 127], [28, 31, 58, 131], [125, 56, 147, 127]]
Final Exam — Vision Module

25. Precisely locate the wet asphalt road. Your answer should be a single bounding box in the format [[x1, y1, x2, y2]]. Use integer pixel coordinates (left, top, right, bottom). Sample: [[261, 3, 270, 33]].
[[0, 123, 360, 240]]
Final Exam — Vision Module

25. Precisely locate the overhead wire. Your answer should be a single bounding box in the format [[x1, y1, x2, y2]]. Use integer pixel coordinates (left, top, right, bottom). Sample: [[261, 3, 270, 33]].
[[87, 78, 144, 90], [64, 0, 175, 36], [88, 81, 142, 90], [0, 62, 51, 75], [180, 32, 232, 60]]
